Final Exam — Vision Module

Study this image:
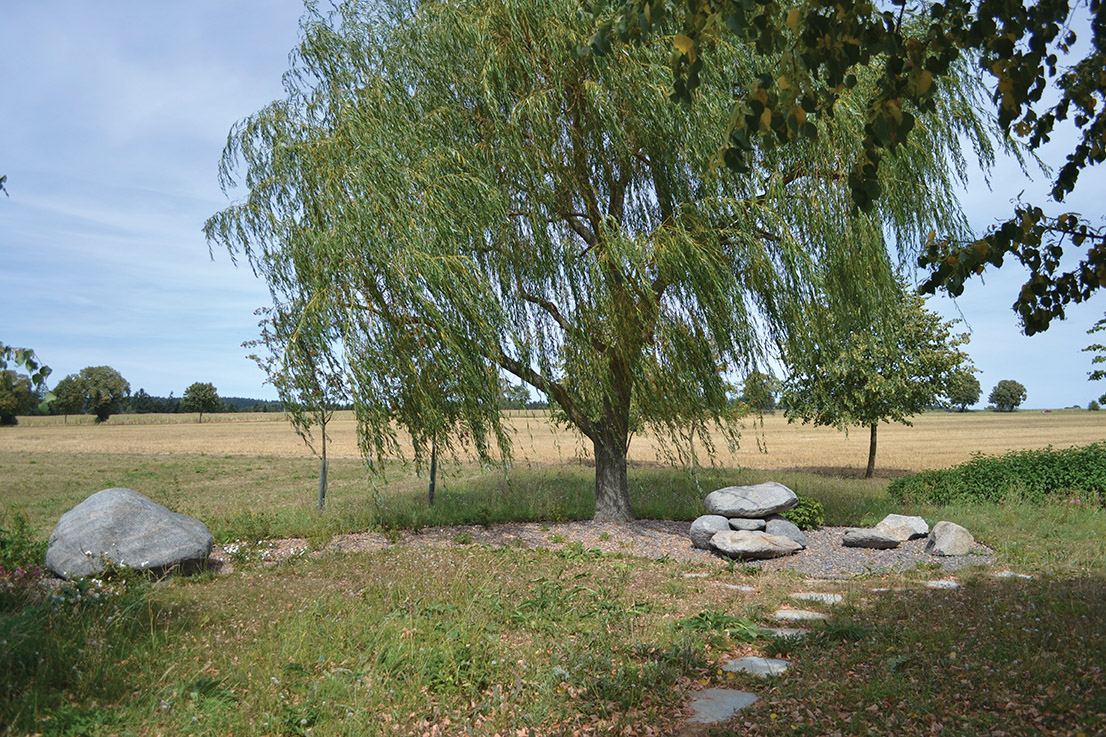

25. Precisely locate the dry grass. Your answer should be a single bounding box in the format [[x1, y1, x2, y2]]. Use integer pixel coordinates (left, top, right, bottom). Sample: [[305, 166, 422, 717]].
[[8, 409, 1106, 477]]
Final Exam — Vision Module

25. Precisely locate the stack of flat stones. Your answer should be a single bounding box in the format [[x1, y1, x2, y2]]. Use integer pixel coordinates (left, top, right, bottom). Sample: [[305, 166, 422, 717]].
[[689, 482, 807, 560]]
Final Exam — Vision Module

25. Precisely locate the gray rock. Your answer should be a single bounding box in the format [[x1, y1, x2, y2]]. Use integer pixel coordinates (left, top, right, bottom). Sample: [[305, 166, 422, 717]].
[[759, 627, 809, 639], [925, 521, 975, 556], [772, 608, 829, 621], [842, 528, 900, 549], [690, 515, 732, 550], [728, 517, 767, 531], [925, 579, 960, 589], [875, 514, 929, 541], [46, 488, 213, 579], [764, 515, 807, 548], [709, 529, 802, 560], [994, 571, 1033, 580], [686, 689, 758, 724], [722, 656, 789, 677], [791, 592, 842, 605], [704, 482, 799, 518]]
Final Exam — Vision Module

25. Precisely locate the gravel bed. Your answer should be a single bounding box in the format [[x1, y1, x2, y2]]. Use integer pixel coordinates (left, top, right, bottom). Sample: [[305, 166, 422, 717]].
[[211, 520, 994, 579]]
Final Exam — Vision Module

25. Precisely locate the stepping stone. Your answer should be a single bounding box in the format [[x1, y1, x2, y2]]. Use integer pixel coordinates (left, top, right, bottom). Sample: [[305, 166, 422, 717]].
[[994, 571, 1033, 580], [925, 580, 960, 589], [760, 627, 808, 639], [773, 608, 829, 621], [791, 592, 843, 605], [683, 572, 710, 578], [719, 583, 756, 592], [686, 688, 758, 724], [722, 656, 789, 677]]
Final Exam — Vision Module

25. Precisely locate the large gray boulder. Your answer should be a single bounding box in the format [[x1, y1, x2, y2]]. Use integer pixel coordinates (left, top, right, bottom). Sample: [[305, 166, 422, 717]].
[[710, 530, 803, 560], [46, 488, 213, 579], [925, 521, 975, 556], [764, 515, 807, 549], [875, 514, 929, 541], [704, 482, 799, 518], [689, 515, 732, 550]]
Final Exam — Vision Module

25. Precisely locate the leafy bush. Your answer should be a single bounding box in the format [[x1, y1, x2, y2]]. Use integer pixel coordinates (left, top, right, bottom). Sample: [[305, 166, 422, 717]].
[[0, 510, 47, 570], [783, 496, 826, 530], [888, 443, 1106, 506], [1089, 400, 1101, 411]]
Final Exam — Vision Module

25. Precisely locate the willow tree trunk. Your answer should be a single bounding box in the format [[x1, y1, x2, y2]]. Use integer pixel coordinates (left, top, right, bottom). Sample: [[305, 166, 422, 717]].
[[865, 423, 878, 479], [593, 434, 633, 523]]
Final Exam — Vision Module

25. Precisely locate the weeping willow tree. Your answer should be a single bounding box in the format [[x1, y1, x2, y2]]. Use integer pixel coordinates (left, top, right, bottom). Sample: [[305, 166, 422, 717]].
[[206, 0, 997, 522]]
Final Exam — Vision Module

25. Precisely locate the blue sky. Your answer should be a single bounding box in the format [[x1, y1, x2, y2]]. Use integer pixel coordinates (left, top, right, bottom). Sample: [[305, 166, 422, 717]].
[[2, 2, 1104, 408]]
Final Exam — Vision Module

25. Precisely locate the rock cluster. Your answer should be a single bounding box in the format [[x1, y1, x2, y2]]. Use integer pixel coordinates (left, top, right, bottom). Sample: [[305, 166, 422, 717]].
[[843, 515, 976, 557], [46, 487, 214, 579], [691, 483, 980, 561], [691, 482, 806, 559]]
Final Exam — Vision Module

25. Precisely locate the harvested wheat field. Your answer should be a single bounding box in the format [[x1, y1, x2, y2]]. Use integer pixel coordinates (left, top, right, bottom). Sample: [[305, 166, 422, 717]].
[[8, 409, 1106, 476]]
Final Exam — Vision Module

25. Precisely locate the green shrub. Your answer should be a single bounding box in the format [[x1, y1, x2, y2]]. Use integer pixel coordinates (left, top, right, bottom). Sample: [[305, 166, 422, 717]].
[[1089, 400, 1101, 411], [888, 443, 1106, 506], [0, 510, 47, 571], [783, 496, 826, 530]]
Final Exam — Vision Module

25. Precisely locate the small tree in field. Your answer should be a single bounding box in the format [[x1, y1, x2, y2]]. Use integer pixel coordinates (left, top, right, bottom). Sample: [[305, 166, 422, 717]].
[[782, 283, 969, 478], [51, 374, 86, 422], [946, 369, 981, 412], [989, 380, 1027, 412], [247, 308, 348, 511], [182, 382, 221, 423], [741, 371, 777, 413], [76, 366, 130, 423]]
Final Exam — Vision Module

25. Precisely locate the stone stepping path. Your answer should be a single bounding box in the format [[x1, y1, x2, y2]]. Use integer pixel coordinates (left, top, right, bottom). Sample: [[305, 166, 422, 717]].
[[686, 688, 758, 723], [719, 583, 756, 592], [791, 592, 843, 605], [995, 570, 1033, 579], [773, 608, 829, 621], [722, 656, 789, 677]]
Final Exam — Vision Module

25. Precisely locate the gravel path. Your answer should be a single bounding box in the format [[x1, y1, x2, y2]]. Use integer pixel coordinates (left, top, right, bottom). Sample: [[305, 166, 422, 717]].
[[211, 520, 994, 578]]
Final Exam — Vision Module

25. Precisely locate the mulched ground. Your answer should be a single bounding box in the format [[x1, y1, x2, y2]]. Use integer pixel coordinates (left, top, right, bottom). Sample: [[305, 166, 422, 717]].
[[210, 520, 995, 578]]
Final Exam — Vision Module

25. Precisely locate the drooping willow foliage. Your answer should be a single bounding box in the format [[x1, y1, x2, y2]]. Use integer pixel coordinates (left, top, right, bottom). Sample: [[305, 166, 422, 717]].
[[206, 0, 998, 521]]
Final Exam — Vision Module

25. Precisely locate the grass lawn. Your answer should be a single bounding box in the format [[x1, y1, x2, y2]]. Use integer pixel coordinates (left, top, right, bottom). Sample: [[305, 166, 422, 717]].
[[2, 412, 1105, 735]]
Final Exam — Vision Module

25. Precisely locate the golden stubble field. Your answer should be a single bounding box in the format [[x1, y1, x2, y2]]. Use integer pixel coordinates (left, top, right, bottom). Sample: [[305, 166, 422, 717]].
[[7, 409, 1106, 476]]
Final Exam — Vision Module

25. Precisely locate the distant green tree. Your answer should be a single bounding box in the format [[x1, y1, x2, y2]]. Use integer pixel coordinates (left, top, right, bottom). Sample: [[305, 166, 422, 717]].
[[77, 366, 130, 423], [51, 374, 87, 421], [782, 284, 969, 478], [0, 371, 36, 426], [740, 371, 777, 413], [1088, 400, 1100, 412], [182, 382, 221, 423], [945, 369, 982, 412], [989, 380, 1027, 412]]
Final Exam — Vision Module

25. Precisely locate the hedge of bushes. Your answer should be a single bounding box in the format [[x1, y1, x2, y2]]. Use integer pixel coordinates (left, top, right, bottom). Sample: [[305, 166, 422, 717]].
[[888, 443, 1106, 506]]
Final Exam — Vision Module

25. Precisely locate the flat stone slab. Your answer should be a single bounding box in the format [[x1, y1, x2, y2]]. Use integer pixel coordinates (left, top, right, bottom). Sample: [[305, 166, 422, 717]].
[[994, 571, 1033, 580], [760, 627, 809, 639], [729, 517, 767, 531], [719, 583, 756, 592], [686, 688, 758, 724], [722, 656, 789, 677], [773, 608, 829, 621], [704, 482, 799, 518], [842, 528, 900, 549], [711, 529, 803, 560], [791, 592, 843, 605], [925, 580, 960, 589], [682, 572, 710, 578]]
